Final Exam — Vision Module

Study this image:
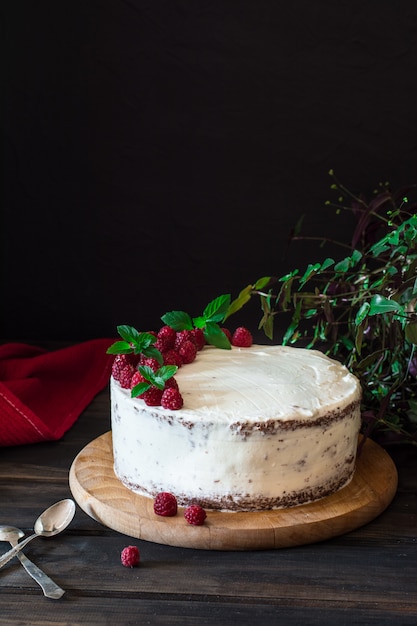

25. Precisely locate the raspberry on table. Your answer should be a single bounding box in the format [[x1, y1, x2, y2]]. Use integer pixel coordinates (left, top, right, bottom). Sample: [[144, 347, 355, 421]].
[[154, 492, 178, 517], [161, 387, 183, 410], [184, 504, 207, 526], [232, 326, 253, 348], [121, 545, 140, 568]]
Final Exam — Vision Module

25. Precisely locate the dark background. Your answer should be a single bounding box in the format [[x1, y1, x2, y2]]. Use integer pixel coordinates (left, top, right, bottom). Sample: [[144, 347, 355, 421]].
[[3, 1, 417, 342]]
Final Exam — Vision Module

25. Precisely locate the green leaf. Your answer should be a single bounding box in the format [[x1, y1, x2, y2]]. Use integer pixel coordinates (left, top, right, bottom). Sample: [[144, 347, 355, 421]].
[[355, 302, 370, 326], [117, 325, 141, 343], [298, 263, 321, 289], [334, 257, 351, 273], [202, 294, 231, 323], [320, 257, 335, 272], [253, 276, 272, 290], [138, 365, 157, 382], [142, 345, 163, 364], [405, 321, 417, 345], [278, 269, 299, 283], [192, 316, 206, 329], [225, 286, 253, 320], [259, 311, 274, 340], [334, 250, 362, 273], [106, 340, 132, 355], [161, 310, 193, 331], [131, 381, 151, 398], [156, 365, 178, 381], [204, 321, 231, 349], [368, 295, 403, 316], [282, 300, 302, 345]]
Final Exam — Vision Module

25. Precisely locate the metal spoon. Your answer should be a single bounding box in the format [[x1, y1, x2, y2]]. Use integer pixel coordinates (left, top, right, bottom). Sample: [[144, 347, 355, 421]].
[[0, 499, 76, 570], [0, 525, 65, 599]]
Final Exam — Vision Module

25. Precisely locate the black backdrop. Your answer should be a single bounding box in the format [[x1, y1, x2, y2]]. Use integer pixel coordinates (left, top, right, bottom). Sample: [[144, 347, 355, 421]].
[[3, 1, 417, 342]]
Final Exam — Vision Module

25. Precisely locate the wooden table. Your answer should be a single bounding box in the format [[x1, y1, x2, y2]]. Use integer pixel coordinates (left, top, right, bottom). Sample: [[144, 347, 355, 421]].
[[1, 385, 416, 625]]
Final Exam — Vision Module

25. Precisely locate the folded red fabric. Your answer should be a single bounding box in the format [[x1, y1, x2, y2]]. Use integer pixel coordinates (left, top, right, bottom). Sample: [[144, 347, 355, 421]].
[[0, 339, 114, 447]]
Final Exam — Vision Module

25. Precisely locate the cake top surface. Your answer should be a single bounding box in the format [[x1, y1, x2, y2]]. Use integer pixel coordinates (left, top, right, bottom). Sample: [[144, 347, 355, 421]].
[[115, 344, 361, 424]]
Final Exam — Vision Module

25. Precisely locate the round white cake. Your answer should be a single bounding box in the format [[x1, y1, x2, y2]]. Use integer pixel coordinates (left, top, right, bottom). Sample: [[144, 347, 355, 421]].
[[110, 344, 361, 512]]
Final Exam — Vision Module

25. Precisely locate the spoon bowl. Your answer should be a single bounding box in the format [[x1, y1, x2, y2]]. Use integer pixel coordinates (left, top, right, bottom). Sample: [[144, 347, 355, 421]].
[[0, 499, 75, 570], [0, 525, 24, 543], [0, 524, 65, 598]]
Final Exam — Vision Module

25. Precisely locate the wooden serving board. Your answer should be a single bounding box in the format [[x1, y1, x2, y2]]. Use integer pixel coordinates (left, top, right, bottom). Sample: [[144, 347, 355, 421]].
[[69, 431, 398, 551]]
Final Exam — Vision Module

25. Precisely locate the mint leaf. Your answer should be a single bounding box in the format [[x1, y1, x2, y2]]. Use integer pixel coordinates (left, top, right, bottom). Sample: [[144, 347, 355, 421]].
[[106, 340, 133, 355], [156, 365, 178, 380], [204, 321, 231, 349], [131, 381, 151, 398], [138, 365, 157, 382], [137, 364, 179, 391], [192, 316, 206, 329], [117, 325, 142, 344], [161, 310, 193, 331], [142, 345, 163, 364], [202, 294, 231, 323]]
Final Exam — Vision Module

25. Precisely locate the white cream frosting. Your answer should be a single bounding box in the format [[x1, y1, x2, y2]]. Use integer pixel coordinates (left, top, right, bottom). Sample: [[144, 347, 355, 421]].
[[111, 344, 362, 511]]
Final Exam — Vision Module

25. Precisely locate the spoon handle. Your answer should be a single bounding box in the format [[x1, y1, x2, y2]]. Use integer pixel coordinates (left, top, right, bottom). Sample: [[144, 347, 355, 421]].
[[9, 538, 65, 599], [0, 533, 37, 569]]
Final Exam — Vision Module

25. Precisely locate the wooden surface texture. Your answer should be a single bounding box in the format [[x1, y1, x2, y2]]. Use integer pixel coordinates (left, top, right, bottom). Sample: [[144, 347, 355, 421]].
[[1, 385, 416, 625]]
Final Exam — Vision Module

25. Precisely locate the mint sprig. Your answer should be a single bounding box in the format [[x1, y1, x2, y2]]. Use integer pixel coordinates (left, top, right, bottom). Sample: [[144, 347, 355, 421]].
[[161, 294, 232, 349], [106, 325, 163, 365], [131, 364, 178, 398]]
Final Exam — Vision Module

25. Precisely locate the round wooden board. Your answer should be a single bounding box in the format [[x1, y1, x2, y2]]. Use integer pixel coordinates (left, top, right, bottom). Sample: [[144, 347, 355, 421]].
[[69, 431, 398, 551]]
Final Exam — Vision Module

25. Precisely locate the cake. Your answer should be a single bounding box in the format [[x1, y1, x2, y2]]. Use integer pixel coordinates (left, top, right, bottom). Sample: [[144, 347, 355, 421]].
[[110, 342, 362, 512]]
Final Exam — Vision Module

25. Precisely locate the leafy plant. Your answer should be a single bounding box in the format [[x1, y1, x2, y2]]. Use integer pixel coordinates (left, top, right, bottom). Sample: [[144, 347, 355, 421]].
[[228, 171, 417, 446]]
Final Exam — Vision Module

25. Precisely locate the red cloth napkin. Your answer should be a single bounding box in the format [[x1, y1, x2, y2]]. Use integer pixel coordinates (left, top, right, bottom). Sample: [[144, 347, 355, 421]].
[[0, 339, 114, 447]]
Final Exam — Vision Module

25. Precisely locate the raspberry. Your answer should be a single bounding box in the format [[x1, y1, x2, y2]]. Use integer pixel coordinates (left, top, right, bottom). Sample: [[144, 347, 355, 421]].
[[191, 328, 206, 351], [154, 492, 178, 517], [157, 325, 176, 350], [112, 354, 138, 381], [178, 340, 197, 364], [232, 327, 253, 348], [130, 370, 146, 389], [153, 336, 170, 353], [139, 356, 160, 372], [119, 364, 135, 388], [175, 330, 194, 350], [142, 386, 163, 406], [161, 387, 183, 410], [164, 376, 179, 390], [184, 504, 207, 526], [121, 545, 140, 567], [163, 349, 182, 367], [221, 328, 232, 343]]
